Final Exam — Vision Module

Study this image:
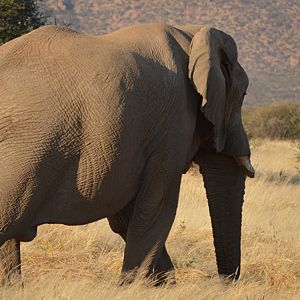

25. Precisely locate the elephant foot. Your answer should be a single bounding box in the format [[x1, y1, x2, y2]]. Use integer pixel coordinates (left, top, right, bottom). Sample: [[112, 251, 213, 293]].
[[118, 269, 176, 287], [150, 270, 176, 287], [149, 252, 176, 286], [118, 269, 137, 286]]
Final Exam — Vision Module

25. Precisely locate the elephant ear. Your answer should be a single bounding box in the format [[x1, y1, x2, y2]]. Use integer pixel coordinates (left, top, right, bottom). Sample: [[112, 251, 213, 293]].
[[188, 27, 238, 152]]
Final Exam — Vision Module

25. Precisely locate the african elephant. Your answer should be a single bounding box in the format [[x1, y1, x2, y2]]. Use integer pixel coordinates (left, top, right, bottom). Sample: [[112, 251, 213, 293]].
[[0, 23, 254, 284]]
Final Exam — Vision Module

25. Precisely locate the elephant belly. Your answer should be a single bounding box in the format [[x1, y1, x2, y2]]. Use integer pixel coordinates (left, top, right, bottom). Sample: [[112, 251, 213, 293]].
[[35, 146, 144, 226]]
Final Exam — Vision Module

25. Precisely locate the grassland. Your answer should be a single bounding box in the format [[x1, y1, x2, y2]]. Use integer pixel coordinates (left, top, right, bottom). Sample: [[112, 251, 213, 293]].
[[0, 139, 299, 299]]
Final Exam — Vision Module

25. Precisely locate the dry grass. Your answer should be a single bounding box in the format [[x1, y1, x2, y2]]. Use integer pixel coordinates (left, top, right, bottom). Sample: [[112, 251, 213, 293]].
[[0, 139, 299, 299]]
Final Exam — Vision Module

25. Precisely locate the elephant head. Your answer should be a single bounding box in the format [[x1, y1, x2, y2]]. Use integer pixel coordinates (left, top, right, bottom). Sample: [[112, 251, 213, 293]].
[[188, 27, 254, 279]]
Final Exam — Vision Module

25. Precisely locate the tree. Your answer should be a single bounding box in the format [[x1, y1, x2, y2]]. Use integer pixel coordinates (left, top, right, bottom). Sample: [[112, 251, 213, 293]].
[[0, 0, 48, 44]]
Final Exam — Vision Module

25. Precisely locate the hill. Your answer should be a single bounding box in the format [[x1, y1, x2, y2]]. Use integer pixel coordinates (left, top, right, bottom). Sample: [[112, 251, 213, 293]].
[[40, 0, 300, 105]]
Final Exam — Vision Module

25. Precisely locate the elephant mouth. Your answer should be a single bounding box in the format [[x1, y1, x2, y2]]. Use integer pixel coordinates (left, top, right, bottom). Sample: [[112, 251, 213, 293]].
[[234, 156, 255, 178]]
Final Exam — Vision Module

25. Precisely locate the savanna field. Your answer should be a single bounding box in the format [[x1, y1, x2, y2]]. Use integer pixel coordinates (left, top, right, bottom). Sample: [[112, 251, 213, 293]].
[[1, 1, 299, 298], [0, 136, 299, 299]]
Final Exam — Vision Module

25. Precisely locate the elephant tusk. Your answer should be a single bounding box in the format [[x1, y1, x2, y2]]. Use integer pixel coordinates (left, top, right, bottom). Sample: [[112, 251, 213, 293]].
[[233, 156, 255, 178]]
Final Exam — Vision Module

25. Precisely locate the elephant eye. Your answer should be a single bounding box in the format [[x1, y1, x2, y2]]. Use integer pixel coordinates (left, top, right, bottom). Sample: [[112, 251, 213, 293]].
[[243, 92, 247, 96]]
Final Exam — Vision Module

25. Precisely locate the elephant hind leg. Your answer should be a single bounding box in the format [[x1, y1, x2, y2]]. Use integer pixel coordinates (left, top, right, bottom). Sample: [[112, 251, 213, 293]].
[[107, 201, 175, 285], [0, 239, 21, 285]]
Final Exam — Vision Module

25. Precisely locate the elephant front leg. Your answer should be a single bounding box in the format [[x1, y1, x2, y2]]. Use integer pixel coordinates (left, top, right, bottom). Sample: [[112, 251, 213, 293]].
[[0, 239, 21, 285], [119, 175, 181, 285], [108, 201, 175, 285]]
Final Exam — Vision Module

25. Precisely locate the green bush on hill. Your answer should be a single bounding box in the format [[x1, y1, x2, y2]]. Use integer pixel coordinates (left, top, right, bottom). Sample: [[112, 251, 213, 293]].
[[0, 0, 48, 44], [243, 102, 300, 140]]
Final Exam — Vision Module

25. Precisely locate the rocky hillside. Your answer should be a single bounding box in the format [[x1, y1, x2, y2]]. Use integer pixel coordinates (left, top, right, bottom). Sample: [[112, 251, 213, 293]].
[[41, 0, 300, 105]]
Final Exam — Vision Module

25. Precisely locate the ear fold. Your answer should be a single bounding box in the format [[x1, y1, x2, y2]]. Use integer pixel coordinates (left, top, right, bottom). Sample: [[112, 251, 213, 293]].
[[188, 27, 238, 152]]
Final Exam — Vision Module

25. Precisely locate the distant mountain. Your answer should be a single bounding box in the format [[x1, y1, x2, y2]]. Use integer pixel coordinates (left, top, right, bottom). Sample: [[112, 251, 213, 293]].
[[41, 0, 300, 105]]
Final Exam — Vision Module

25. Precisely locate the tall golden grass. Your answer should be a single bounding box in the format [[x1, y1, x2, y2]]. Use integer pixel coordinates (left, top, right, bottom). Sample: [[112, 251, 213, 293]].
[[0, 140, 299, 299]]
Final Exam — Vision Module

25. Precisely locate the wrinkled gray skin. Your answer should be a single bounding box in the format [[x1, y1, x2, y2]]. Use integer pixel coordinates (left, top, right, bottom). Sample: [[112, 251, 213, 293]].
[[0, 23, 254, 284]]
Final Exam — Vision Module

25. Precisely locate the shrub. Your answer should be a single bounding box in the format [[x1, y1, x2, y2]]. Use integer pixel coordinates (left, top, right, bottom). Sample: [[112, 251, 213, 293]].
[[0, 0, 48, 44], [243, 102, 300, 139]]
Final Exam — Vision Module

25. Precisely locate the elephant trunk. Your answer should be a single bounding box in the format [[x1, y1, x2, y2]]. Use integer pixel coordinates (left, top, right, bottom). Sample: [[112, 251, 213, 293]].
[[195, 151, 246, 279]]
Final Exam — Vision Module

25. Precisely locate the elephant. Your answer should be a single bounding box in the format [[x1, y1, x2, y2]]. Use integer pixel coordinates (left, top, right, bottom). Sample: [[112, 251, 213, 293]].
[[0, 23, 254, 284]]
